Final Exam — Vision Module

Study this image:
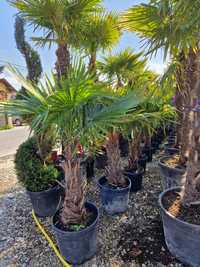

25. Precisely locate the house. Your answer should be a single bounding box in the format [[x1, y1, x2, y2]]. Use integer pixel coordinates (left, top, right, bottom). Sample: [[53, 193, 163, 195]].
[[0, 78, 17, 126]]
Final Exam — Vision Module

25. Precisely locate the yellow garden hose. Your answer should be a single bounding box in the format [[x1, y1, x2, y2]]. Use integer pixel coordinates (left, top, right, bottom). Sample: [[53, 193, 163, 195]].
[[32, 209, 71, 267]]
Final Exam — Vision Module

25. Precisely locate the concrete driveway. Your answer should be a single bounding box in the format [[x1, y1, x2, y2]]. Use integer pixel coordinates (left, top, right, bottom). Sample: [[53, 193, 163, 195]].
[[0, 126, 30, 157]]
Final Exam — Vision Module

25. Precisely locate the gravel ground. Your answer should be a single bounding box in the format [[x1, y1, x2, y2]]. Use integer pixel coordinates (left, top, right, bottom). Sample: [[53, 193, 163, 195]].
[[0, 152, 185, 267]]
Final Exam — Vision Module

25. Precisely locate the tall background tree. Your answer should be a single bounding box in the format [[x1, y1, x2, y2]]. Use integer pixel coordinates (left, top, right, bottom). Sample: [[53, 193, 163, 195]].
[[76, 11, 121, 75], [11, 0, 102, 80], [15, 15, 42, 83], [121, 0, 200, 206]]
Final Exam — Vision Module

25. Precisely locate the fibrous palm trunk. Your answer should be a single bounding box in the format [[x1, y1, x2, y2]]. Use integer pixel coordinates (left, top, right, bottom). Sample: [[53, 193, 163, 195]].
[[181, 48, 200, 206], [105, 132, 126, 187], [61, 144, 86, 225], [89, 51, 97, 75], [128, 133, 141, 170], [55, 43, 70, 80], [176, 52, 191, 165]]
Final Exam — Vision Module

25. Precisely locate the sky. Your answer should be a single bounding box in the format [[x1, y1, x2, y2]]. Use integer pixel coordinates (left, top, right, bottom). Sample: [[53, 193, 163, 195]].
[[0, 0, 167, 89]]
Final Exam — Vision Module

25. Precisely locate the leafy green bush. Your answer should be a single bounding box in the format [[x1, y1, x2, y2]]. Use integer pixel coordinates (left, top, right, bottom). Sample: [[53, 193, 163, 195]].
[[15, 137, 59, 192]]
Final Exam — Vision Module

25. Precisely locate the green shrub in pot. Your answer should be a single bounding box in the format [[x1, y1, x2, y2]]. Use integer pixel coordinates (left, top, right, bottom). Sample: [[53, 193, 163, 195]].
[[14, 136, 62, 217], [15, 137, 59, 192]]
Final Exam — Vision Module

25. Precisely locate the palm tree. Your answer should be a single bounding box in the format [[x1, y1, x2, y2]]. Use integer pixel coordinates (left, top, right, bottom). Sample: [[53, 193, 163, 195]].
[[98, 48, 146, 88], [121, 0, 200, 205], [10, 0, 102, 79], [76, 11, 121, 74], [0, 59, 147, 225]]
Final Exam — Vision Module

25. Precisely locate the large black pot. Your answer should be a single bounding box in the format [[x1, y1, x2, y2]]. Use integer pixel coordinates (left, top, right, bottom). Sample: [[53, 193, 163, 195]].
[[27, 185, 62, 217], [95, 152, 107, 169], [142, 146, 153, 162], [158, 156, 186, 190], [98, 176, 131, 215], [124, 168, 145, 192], [159, 187, 200, 267], [119, 137, 129, 157], [164, 145, 179, 155], [152, 141, 160, 151], [138, 154, 148, 172], [53, 202, 98, 265], [86, 157, 95, 179]]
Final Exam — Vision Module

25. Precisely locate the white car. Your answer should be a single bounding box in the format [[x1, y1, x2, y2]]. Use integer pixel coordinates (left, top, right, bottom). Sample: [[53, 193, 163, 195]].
[[12, 116, 22, 126]]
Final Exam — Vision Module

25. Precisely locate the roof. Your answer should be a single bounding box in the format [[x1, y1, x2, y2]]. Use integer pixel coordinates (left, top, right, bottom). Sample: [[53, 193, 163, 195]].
[[0, 78, 17, 93]]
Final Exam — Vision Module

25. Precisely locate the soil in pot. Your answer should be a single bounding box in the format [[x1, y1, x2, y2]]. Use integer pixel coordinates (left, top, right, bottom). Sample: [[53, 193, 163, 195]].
[[98, 176, 131, 215], [160, 188, 200, 266], [124, 168, 145, 192], [163, 190, 200, 225], [53, 202, 98, 265], [163, 154, 186, 169]]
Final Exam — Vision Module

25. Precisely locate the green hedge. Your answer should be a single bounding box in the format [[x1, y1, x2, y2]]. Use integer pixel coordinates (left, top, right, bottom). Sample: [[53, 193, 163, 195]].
[[15, 137, 59, 192]]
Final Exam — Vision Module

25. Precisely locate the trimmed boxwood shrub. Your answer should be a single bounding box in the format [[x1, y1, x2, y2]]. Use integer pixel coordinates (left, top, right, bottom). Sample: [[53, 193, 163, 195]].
[[15, 137, 59, 192]]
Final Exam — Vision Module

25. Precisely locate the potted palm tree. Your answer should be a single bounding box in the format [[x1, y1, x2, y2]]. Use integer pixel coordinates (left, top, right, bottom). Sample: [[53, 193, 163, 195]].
[[122, 1, 200, 265], [98, 131, 131, 215], [1, 60, 144, 264]]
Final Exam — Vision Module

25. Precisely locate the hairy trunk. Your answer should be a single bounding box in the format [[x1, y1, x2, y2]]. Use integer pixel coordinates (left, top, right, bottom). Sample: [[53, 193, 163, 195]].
[[61, 144, 86, 225], [55, 43, 70, 80], [144, 133, 151, 147], [105, 132, 126, 187], [176, 52, 190, 165], [128, 133, 141, 170], [174, 87, 183, 148], [182, 48, 200, 206], [88, 51, 97, 75], [116, 75, 123, 89]]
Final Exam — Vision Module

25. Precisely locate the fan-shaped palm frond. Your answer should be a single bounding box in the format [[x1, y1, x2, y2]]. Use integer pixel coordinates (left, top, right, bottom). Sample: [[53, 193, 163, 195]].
[[74, 11, 121, 72], [120, 1, 200, 57], [98, 48, 146, 88], [10, 0, 102, 78]]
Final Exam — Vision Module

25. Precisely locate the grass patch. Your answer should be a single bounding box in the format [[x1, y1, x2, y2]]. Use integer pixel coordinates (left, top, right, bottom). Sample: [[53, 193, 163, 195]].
[[0, 125, 13, 131]]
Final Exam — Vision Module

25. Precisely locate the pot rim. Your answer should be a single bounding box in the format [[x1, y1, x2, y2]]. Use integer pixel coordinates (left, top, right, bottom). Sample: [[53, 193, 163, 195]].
[[124, 168, 144, 176], [158, 156, 186, 173], [159, 186, 200, 228], [98, 176, 131, 192], [52, 202, 99, 235], [27, 183, 60, 195]]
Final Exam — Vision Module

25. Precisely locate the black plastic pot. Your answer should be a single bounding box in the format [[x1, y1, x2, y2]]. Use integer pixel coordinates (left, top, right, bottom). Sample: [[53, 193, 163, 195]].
[[119, 137, 129, 157], [138, 154, 148, 172], [164, 145, 179, 155], [159, 187, 200, 267], [27, 185, 62, 217], [86, 157, 95, 179], [142, 146, 153, 162], [124, 168, 145, 192], [158, 156, 186, 190], [53, 202, 98, 265], [151, 141, 160, 153], [95, 153, 107, 169], [98, 176, 131, 215]]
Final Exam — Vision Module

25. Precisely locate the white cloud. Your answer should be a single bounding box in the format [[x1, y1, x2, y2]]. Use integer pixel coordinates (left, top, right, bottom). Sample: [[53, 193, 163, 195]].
[[147, 62, 168, 75]]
